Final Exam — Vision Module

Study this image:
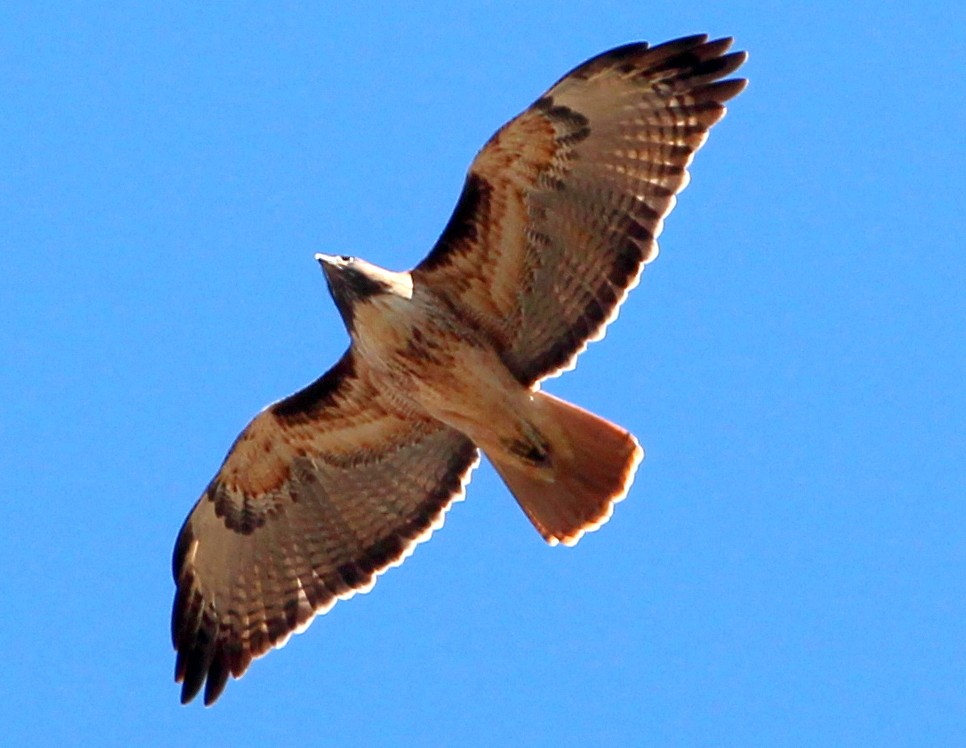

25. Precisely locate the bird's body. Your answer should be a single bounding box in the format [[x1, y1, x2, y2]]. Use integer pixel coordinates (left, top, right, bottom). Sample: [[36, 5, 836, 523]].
[[320, 253, 642, 540], [340, 260, 509, 431], [172, 34, 748, 705], [340, 263, 535, 452]]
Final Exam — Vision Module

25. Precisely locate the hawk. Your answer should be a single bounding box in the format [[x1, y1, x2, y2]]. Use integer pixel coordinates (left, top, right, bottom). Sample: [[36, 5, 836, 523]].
[[173, 34, 747, 705]]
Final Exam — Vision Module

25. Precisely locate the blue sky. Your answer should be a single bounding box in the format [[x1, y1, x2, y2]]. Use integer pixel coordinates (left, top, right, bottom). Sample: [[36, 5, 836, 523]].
[[2, 2, 964, 745]]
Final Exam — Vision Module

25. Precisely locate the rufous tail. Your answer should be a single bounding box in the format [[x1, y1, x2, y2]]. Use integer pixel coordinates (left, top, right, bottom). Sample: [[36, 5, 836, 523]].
[[486, 391, 643, 546]]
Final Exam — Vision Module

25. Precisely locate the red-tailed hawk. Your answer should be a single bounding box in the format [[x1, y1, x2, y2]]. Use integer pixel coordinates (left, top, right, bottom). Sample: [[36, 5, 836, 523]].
[[173, 34, 747, 705]]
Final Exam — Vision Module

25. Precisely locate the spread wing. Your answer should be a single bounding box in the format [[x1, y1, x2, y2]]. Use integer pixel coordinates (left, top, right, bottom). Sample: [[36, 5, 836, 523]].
[[413, 35, 748, 385], [172, 351, 479, 705]]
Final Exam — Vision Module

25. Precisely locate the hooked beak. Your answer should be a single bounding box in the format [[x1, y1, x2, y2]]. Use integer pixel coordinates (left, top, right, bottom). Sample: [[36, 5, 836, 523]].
[[314, 253, 348, 282]]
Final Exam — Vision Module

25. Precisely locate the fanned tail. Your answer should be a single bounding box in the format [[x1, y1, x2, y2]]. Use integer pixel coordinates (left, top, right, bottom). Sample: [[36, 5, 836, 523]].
[[487, 391, 643, 545]]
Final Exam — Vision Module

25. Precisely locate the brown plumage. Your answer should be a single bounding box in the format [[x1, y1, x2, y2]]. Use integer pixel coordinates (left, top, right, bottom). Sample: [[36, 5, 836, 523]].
[[172, 34, 747, 705]]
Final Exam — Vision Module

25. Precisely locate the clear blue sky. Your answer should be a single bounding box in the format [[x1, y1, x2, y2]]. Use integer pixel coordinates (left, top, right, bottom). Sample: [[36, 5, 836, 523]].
[[2, 2, 964, 746]]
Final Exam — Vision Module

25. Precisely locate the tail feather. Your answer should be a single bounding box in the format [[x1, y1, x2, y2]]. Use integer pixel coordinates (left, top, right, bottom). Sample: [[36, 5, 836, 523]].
[[487, 392, 643, 546]]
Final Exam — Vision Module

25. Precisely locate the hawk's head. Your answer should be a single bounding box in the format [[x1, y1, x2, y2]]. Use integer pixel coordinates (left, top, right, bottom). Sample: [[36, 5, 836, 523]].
[[315, 254, 413, 329]]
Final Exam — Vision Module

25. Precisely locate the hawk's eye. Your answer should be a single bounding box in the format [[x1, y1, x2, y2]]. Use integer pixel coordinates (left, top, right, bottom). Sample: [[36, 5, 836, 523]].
[[340, 255, 352, 263]]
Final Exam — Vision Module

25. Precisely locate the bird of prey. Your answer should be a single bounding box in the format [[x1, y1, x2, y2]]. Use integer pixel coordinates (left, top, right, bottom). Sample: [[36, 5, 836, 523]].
[[172, 33, 747, 705]]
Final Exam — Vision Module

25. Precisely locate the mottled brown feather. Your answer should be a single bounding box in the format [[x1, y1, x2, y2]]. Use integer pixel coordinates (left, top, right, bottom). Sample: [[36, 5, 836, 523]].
[[172, 352, 479, 704], [414, 35, 747, 385]]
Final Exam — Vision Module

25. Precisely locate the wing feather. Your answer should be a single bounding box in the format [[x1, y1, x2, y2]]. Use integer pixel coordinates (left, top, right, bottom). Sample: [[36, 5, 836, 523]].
[[414, 35, 748, 385], [172, 351, 479, 705]]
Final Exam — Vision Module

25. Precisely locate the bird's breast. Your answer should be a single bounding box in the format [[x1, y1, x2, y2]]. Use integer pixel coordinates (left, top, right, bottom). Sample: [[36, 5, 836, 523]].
[[350, 292, 523, 436]]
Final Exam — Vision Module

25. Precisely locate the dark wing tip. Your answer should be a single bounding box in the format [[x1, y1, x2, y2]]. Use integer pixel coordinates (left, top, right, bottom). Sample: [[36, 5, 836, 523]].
[[643, 36, 746, 80], [547, 34, 718, 88], [696, 77, 749, 104], [173, 608, 236, 706], [175, 633, 212, 705], [686, 50, 748, 82], [172, 518, 235, 706], [645, 38, 748, 112], [203, 658, 231, 706], [647, 33, 712, 56]]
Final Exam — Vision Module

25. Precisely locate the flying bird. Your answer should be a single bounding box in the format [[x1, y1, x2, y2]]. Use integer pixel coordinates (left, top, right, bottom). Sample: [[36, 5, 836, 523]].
[[172, 33, 747, 705]]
